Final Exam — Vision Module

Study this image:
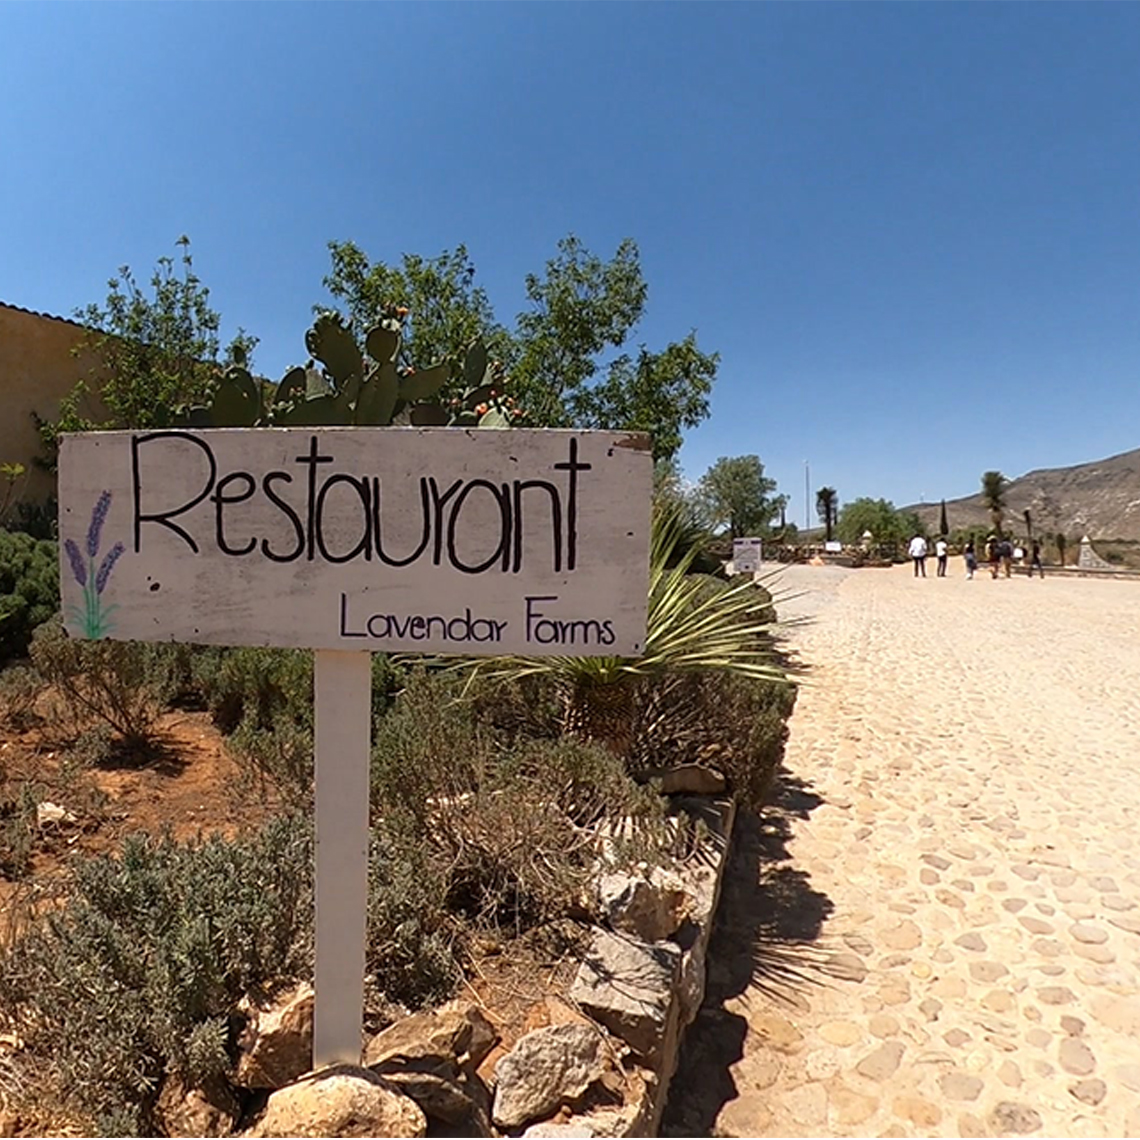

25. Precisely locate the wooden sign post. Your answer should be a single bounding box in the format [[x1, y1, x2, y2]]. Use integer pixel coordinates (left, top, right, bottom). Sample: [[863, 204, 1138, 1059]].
[[59, 427, 653, 1067]]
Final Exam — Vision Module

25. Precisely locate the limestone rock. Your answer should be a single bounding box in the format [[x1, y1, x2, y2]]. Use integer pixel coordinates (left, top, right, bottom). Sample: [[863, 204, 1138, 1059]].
[[597, 867, 691, 942], [155, 1076, 240, 1138], [492, 1023, 608, 1130], [246, 1065, 426, 1137], [568, 929, 681, 1061], [236, 981, 315, 1089], [637, 764, 727, 796], [377, 1065, 492, 1135], [364, 1000, 498, 1073], [523, 1107, 638, 1137]]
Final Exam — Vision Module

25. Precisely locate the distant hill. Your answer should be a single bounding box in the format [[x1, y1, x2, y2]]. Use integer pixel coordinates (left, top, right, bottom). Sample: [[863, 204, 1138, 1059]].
[[904, 446, 1140, 541]]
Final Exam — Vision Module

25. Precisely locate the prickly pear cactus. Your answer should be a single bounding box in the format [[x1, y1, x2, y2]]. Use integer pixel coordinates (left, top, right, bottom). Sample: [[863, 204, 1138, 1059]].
[[165, 308, 521, 431]]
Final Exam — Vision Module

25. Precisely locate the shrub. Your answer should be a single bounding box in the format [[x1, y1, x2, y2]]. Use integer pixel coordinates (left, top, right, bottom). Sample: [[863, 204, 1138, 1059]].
[[631, 670, 796, 811], [189, 648, 403, 800], [29, 620, 177, 752], [0, 663, 43, 729], [0, 782, 40, 880], [371, 671, 668, 933], [0, 531, 58, 661], [0, 816, 313, 1135]]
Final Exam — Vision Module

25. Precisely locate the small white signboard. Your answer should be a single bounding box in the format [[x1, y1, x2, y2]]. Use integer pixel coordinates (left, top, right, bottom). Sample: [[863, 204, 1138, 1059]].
[[59, 426, 652, 1070], [58, 428, 652, 656], [824, 540, 842, 553], [732, 536, 762, 574]]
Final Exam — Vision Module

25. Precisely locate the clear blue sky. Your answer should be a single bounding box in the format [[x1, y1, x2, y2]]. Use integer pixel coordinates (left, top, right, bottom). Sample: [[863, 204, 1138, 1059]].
[[4, 2, 1140, 522]]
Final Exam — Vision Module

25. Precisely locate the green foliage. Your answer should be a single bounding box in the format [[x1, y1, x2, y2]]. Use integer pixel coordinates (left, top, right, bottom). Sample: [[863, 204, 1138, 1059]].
[[455, 508, 786, 758], [0, 663, 41, 730], [815, 487, 838, 542], [324, 242, 510, 375], [0, 463, 27, 528], [370, 671, 666, 932], [188, 647, 403, 800], [695, 455, 786, 539], [0, 817, 313, 1134], [836, 496, 917, 548], [981, 470, 1009, 537], [41, 238, 257, 462], [0, 781, 40, 879], [632, 670, 796, 811], [321, 234, 717, 460], [0, 530, 59, 661], [29, 620, 177, 751]]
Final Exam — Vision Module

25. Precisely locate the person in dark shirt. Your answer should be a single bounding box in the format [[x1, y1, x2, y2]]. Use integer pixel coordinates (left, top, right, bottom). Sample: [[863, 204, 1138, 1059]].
[[1029, 540, 1044, 579]]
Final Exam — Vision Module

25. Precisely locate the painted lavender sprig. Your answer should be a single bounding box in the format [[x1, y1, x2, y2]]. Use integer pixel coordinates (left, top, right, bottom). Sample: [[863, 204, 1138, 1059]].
[[86, 490, 111, 558], [64, 538, 87, 587], [65, 491, 124, 638], [95, 542, 124, 595]]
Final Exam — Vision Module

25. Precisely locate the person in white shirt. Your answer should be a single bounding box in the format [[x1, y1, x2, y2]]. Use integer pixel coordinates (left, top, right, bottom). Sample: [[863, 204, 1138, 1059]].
[[935, 537, 948, 577], [908, 534, 928, 577]]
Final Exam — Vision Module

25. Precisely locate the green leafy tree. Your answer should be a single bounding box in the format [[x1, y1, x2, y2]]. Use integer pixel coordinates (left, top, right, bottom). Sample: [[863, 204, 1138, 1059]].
[[939, 498, 949, 537], [323, 242, 508, 373], [836, 497, 916, 548], [696, 456, 785, 539], [42, 238, 257, 460], [981, 470, 1009, 538], [320, 235, 717, 460], [815, 487, 838, 542]]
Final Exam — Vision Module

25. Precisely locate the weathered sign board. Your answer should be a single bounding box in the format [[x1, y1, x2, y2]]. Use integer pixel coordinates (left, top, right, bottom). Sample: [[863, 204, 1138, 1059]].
[[58, 428, 653, 655], [732, 536, 762, 574], [59, 426, 653, 1070]]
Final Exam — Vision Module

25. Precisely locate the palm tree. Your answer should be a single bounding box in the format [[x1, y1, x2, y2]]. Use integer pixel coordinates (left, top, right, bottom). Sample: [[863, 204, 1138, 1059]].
[[816, 487, 838, 543], [1023, 509, 1033, 544], [455, 507, 788, 760], [981, 471, 1008, 538]]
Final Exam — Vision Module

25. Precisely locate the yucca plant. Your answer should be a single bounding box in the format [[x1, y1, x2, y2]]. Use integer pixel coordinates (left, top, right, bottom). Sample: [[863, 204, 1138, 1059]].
[[456, 507, 790, 761]]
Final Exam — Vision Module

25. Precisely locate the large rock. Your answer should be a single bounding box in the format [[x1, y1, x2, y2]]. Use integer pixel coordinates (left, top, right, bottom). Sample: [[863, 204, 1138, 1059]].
[[235, 981, 315, 1089], [246, 1065, 426, 1138], [364, 1000, 498, 1074], [597, 868, 691, 942], [374, 1065, 492, 1136], [522, 1105, 642, 1137], [154, 1076, 240, 1137], [568, 930, 681, 1062], [492, 1023, 608, 1130]]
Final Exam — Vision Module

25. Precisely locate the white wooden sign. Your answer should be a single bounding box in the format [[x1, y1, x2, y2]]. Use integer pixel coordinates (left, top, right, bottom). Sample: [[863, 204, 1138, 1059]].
[[58, 428, 653, 656], [58, 426, 653, 1072], [732, 536, 762, 574]]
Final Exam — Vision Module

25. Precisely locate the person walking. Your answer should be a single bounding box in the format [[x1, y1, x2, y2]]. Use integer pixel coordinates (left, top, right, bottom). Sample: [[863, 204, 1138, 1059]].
[[1029, 539, 1044, 579], [935, 536, 949, 577], [1000, 536, 1014, 578], [908, 533, 928, 577], [987, 536, 1001, 579], [964, 539, 977, 579]]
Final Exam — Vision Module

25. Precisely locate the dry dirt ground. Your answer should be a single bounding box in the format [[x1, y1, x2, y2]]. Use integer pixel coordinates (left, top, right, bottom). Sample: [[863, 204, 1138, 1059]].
[[665, 562, 1140, 1139]]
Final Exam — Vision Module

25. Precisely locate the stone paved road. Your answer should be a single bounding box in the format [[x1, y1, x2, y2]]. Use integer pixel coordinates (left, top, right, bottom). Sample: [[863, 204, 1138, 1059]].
[[665, 563, 1140, 1138]]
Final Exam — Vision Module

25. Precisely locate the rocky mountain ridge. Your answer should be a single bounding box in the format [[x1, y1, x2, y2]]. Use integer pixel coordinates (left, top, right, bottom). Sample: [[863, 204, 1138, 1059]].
[[904, 445, 1140, 541]]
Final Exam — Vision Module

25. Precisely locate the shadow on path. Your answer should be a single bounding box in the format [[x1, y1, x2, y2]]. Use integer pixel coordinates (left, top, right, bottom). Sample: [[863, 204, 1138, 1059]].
[[661, 766, 835, 1137]]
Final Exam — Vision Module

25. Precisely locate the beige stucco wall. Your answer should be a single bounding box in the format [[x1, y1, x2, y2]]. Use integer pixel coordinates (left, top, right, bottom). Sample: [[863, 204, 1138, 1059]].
[[0, 304, 109, 503]]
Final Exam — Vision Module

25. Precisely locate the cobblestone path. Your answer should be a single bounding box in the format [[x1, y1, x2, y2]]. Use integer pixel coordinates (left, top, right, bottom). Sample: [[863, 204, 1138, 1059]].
[[665, 563, 1140, 1138]]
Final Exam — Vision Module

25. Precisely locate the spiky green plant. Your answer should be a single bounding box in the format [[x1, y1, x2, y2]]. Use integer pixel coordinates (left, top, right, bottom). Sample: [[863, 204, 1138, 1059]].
[[981, 470, 1008, 538], [453, 508, 789, 759]]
